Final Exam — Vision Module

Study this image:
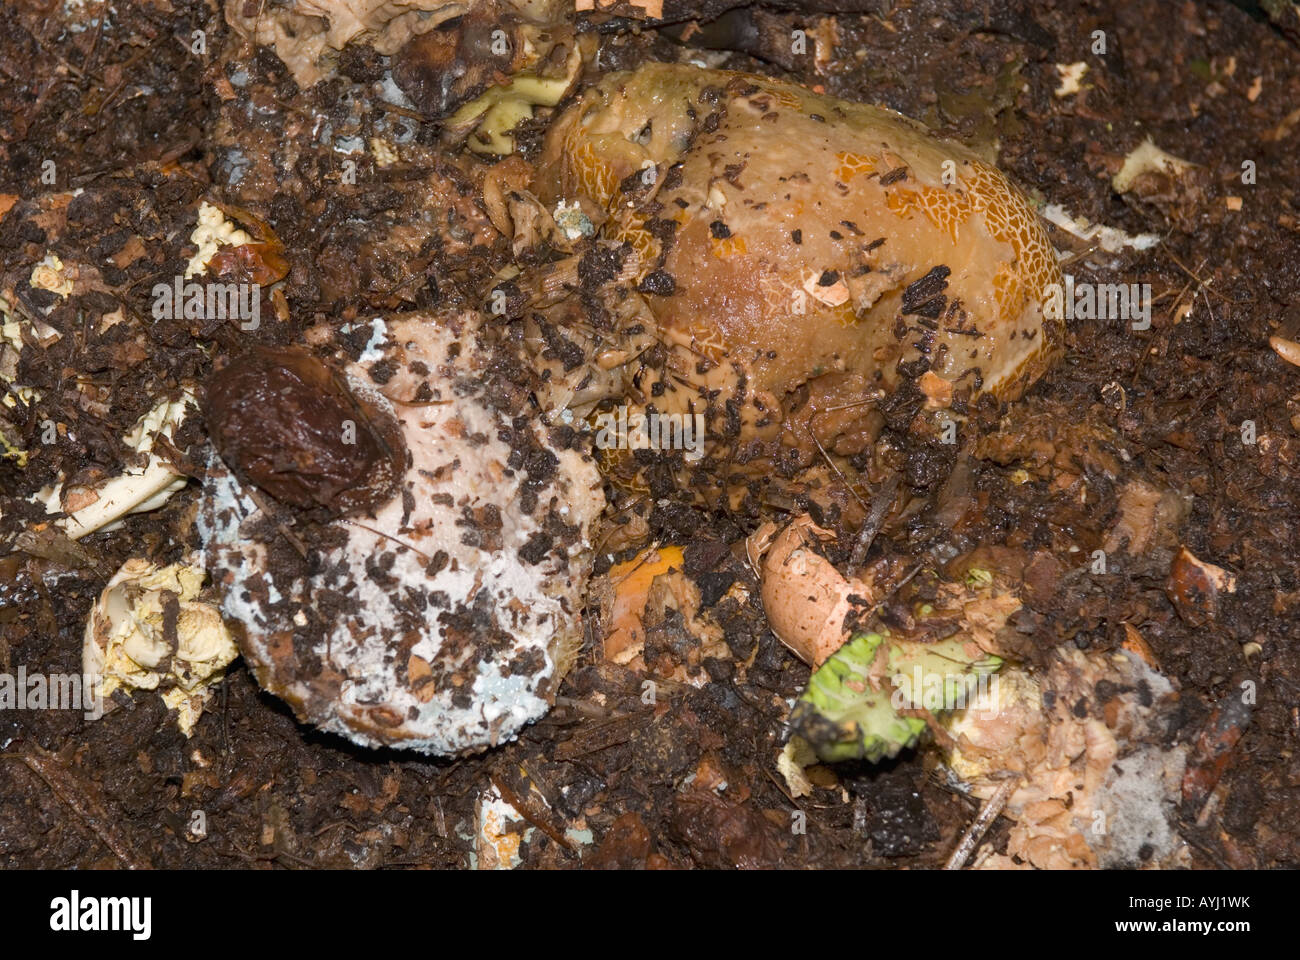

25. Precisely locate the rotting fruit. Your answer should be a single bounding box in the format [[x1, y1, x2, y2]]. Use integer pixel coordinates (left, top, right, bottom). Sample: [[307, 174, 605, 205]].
[[529, 63, 1063, 509], [204, 346, 407, 519], [198, 317, 605, 756]]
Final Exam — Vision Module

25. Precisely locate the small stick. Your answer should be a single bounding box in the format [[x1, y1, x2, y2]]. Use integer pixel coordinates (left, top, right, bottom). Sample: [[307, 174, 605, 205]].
[[3, 749, 148, 870], [944, 777, 1017, 871], [609, 539, 662, 586], [849, 472, 900, 570], [222, 676, 232, 758], [342, 519, 432, 562], [490, 772, 573, 853], [554, 695, 625, 721], [244, 487, 308, 560]]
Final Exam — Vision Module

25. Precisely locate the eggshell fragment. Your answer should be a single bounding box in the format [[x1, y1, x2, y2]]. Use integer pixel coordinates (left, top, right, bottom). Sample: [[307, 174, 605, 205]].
[[1166, 546, 1236, 626], [750, 515, 872, 666], [1269, 334, 1300, 368]]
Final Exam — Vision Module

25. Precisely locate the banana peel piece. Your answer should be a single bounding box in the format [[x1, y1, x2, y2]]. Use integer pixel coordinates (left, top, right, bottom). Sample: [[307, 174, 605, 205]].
[[447, 38, 591, 155], [792, 631, 1002, 764], [35, 389, 195, 540]]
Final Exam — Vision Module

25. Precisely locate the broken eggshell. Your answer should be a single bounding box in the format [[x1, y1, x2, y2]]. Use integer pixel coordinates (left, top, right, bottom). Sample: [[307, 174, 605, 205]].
[[1166, 545, 1236, 627], [198, 313, 605, 756], [748, 514, 874, 667]]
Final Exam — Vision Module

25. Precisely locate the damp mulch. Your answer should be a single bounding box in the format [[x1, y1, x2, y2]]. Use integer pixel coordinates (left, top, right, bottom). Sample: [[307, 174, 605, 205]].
[[0, 0, 1297, 869]]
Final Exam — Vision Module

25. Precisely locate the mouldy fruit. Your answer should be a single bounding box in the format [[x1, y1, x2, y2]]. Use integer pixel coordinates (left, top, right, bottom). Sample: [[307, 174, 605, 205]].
[[198, 313, 605, 756], [946, 648, 1186, 870], [532, 63, 1063, 506], [204, 346, 406, 519]]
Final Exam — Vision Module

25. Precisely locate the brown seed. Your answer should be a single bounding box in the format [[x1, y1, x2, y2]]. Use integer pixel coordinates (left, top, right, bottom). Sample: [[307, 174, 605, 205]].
[[1269, 334, 1300, 368]]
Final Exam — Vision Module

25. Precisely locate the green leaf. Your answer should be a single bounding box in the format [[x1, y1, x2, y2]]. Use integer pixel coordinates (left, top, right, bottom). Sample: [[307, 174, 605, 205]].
[[791, 631, 1002, 764]]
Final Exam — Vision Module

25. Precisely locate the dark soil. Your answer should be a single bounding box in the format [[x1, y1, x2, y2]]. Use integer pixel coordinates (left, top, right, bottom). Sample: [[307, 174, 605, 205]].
[[1, 0, 1298, 869]]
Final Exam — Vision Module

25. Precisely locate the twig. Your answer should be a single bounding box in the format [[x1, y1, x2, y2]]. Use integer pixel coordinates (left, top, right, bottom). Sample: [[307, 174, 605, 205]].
[[2, 748, 148, 869], [244, 487, 308, 560], [85, 1, 108, 74], [848, 472, 900, 570], [761, 763, 801, 808], [221, 676, 232, 758], [554, 695, 626, 721], [944, 777, 1017, 870], [610, 539, 662, 585], [490, 771, 573, 852], [1163, 250, 1232, 304], [375, 100, 431, 122], [341, 519, 433, 562], [1175, 819, 1232, 870], [806, 418, 867, 513]]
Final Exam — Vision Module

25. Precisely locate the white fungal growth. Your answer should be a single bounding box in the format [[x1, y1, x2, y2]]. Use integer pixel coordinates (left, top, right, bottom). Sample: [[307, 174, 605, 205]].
[[198, 313, 606, 756]]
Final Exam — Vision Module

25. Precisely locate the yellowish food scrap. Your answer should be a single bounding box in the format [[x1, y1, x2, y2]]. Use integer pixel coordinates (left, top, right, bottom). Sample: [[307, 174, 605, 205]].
[[30, 254, 74, 298], [475, 785, 529, 870], [37, 389, 195, 539], [1112, 138, 1195, 195], [451, 58, 584, 155], [185, 202, 252, 279], [1054, 62, 1089, 97], [601, 545, 685, 664], [82, 557, 237, 737], [369, 137, 398, 167]]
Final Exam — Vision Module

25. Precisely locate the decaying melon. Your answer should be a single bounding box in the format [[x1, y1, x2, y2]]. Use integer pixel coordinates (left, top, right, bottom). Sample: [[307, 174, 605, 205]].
[[531, 63, 1063, 507]]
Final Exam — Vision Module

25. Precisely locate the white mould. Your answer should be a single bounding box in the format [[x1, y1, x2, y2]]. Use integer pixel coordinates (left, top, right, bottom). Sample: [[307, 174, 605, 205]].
[[198, 313, 605, 755]]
